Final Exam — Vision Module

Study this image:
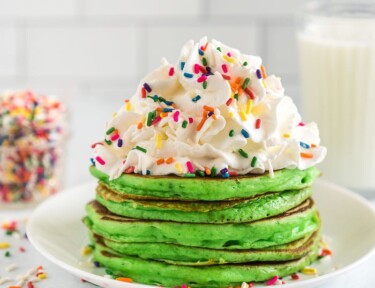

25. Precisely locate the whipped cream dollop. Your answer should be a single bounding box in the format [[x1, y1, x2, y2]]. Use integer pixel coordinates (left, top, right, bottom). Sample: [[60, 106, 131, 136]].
[[93, 37, 326, 179]]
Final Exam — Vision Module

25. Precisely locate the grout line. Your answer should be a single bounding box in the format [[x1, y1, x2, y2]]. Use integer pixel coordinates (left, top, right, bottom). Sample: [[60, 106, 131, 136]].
[[0, 15, 295, 28]]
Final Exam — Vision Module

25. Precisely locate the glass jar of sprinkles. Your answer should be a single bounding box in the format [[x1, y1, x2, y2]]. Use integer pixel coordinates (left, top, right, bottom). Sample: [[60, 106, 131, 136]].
[[0, 91, 66, 209]]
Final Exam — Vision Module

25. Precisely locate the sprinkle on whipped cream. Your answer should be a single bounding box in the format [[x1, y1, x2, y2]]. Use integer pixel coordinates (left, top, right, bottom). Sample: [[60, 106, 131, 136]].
[[92, 37, 327, 180]]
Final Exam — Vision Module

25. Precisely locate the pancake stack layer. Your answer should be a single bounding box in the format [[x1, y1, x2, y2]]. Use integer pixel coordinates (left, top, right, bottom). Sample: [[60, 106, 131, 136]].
[[84, 166, 322, 287]]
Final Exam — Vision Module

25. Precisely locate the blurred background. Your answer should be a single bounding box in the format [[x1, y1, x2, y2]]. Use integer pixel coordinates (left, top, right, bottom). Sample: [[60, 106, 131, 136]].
[[0, 0, 337, 188]]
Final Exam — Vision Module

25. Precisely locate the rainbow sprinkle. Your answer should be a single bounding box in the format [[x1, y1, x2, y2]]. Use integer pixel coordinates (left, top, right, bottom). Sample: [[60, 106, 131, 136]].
[[251, 156, 257, 167], [238, 149, 248, 158], [222, 64, 228, 73], [106, 127, 115, 135], [241, 129, 250, 138], [183, 72, 194, 78], [300, 142, 310, 149], [95, 156, 105, 165], [256, 69, 262, 79], [168, 67, 175, 76], [143, 83, 152, 93], [242, 78, 250, 89], [192, 95, 201, 102], [186, 161, 194, 173], [173, 111, 180, 122], [135, 146, 147, 153]]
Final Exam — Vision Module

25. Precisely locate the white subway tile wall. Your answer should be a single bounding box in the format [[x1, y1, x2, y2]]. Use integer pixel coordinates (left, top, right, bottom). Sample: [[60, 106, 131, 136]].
[[0, 0, 303, 187]]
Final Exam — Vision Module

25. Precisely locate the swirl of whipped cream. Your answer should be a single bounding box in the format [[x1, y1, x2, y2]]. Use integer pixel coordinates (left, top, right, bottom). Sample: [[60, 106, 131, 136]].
[[93, 37, 326, 179]]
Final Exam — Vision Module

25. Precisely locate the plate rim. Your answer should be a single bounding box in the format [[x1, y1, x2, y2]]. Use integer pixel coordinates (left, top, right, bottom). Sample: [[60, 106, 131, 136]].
[[27, 179, 375, 288]]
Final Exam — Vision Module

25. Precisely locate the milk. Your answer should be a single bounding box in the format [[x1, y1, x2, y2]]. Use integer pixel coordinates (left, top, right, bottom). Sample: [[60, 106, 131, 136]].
[[298, 18, 375, 191]]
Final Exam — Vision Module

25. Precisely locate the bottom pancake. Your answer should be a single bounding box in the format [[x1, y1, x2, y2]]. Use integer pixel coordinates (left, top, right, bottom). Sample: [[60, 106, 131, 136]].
[[93, 240, 320, 288]]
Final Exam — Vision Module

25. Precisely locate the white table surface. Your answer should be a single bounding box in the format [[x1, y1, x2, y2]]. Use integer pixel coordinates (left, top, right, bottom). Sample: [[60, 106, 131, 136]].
[[1, 194, 375, 288]]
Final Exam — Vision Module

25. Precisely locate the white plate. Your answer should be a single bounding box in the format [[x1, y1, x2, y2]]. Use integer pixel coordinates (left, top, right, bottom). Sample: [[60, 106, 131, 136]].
[[27, 180, 375, 288]]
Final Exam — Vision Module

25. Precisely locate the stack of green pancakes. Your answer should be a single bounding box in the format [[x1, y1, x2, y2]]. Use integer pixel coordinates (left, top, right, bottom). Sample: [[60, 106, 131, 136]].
[[84, 166, 322, 287]]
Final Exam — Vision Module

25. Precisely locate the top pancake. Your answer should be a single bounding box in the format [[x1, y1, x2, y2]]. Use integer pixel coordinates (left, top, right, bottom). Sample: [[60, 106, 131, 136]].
[[90, 166, 320, 201]]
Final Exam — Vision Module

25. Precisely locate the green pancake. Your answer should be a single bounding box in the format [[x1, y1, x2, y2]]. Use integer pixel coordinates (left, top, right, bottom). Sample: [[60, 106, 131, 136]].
[[96, 184, 313, 223], [84, 198, 320, 250], [87, 229, 320, 265], [93, 239, 320, 287], [90, 166, 320, 201]]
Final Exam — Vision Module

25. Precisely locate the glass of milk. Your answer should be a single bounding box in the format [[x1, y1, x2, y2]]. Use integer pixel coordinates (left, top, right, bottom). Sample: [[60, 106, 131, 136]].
[[298, 2, 375, 194]]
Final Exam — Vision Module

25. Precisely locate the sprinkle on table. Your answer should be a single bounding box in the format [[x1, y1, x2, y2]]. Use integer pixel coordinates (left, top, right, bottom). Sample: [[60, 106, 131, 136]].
[[0, 242, 11, 249], [180, 61, 185, 70], [229, 129, 235, 137]]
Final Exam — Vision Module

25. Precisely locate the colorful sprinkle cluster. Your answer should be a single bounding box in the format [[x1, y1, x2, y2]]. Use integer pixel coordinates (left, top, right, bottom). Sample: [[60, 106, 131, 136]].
[[0, 219, 48, 287], [0, 91, 65, 205]]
